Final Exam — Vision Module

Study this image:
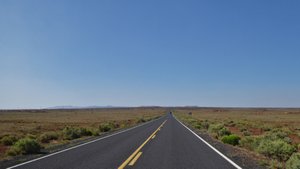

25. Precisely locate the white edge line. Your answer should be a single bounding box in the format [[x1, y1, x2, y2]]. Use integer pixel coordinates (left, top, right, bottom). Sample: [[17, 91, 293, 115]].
[[7, 116, 164, 169], [174, 116, 242, 169]]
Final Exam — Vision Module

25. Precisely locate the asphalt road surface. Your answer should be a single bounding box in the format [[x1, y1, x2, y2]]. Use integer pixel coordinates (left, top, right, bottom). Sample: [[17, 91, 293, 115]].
[[7, 114, 241, 169]]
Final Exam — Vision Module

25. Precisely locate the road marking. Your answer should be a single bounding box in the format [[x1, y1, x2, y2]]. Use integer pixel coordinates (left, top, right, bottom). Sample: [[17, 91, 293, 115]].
[[118, 120, 167, 169], [174, 116, 242, 169], [128, 152, 142, 166], [151, 135, 156, 139], [7, 116, 165, 169]]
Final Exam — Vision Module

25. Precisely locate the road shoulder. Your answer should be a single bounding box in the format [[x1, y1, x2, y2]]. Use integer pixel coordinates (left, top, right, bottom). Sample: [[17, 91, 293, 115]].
[[175, 117, 266, 169]]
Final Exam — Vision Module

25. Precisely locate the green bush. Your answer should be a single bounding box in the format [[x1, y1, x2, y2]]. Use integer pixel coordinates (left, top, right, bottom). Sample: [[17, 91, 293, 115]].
[[39, 132, 59, 143], [221, 134, 240, 146], [7, 138, 41, 155], [1, 135, 18, 146], [62, 127, 96, 140], [261, 125, 271, 132], [269, 160, 283, 169], [137, 118, 146, 123], [91, 129, 100, 136], [208, 124, 224, 134], [77, 128, 93, 137], [62, 127, 80, 140], [208, 124, 230, 137], [99, 123, 115, 132], [239, 136, 262, 151], [266, 129, 290, 141], [286, 153, 300, 169], [26, 134, 37, 139], [218, 127, 231, 137], [256, 139, 295, 161], [194, 123, 202, 129], [187, 118, 197, 124]]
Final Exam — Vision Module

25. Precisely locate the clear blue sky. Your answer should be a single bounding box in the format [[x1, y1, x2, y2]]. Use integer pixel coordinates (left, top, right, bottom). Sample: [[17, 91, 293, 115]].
[[1, 0, 300, 109]]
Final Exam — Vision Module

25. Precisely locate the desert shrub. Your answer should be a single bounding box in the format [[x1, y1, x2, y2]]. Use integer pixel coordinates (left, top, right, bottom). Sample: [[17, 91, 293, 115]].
[[283, 137, 293, 144], [6, 147, 20, 156], [62, 127, 80, 140], [243, 131, 251, 136], [39, 132, 59, 143], [26, 134, 37, 139], [194, 123, 202, 129], [286, 153, 300, 169], [7, 138, 41, 155], [77, 128, 93, 137], [256, 139, 295, 161], [112, 122, 120, 129], [221, 134, 240, 146], [225, 120, 235, 127], [218, 127, 231, 137], [99, 123, 114, 132], [239, 136, 261, 150], [137, 118, 146, 123], [239, 127, 247, 132], [269, 160, 283, 169], [62, 127, 96, 140], [211, 133, 218, 139], [91, 129, 100, 136], [264, 129, 292, 144], [261, 125, 271, 132], [208, 124, 230, 137], [267, 129, 289, 139], [201, 120, 210, 130], [187, 118, 197, 124], [208, 124, 224, 134], [1, 135, 18, 146]]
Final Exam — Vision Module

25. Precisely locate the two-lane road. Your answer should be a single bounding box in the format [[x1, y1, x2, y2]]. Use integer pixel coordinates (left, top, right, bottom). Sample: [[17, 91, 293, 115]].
[[7, 114, 241, 169]]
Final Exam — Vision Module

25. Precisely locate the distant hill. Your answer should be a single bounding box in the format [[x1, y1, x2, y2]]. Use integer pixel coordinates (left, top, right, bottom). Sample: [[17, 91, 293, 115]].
[[46, 105, 115, 109]]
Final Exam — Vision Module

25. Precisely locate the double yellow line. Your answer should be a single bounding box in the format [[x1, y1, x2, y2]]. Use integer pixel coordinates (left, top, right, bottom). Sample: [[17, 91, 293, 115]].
[[118, 120, 167, 169]]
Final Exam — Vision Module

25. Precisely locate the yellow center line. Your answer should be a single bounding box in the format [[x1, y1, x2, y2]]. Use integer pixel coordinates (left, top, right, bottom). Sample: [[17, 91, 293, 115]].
[[151, 135, 156, 139], [118, 120, 167, 169], [128, 152, 143, 166]]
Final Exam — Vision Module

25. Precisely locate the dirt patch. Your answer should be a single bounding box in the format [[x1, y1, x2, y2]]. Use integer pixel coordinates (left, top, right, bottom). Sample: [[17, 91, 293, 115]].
[[289, 134, 300, 144], [228, 126, 242, 135], [249, 128, 263, 135]]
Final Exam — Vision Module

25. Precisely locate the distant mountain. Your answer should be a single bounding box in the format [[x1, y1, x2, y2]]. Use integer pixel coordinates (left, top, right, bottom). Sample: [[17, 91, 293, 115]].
[[46, 105, 115, 109]]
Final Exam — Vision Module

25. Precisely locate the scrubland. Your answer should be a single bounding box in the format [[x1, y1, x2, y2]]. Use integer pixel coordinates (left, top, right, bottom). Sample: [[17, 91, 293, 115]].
[[0, 108, 165, 160], [174, 108, 300, 169]]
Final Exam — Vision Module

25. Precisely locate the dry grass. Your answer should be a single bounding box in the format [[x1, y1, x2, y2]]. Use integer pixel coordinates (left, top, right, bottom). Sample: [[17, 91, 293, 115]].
[[174, 108, 300, 132], [0, 108, 165, 137], [0, 107, 166, 159]]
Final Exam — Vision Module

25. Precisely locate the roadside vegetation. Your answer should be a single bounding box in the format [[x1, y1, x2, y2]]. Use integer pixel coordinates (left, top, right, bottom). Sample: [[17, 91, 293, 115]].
[[0, 108, 164, 160], [175, 108, 300, 169]]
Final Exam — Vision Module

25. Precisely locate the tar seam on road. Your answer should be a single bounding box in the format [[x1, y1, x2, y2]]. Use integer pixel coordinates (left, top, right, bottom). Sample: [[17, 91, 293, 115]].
[[174, 116, 242, 169], [118, 120, 167, 169], [6, 116, 165, 169]]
